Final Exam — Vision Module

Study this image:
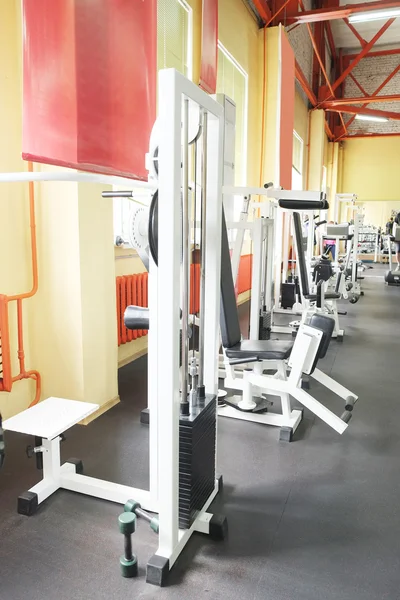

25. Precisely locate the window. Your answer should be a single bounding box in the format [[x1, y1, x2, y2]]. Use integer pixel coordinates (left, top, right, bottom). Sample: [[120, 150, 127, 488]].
[[114, 0, 193, 246], [216, 43, 248, 186], [292, 131, 304, 191], [158, 0, 193, 79]]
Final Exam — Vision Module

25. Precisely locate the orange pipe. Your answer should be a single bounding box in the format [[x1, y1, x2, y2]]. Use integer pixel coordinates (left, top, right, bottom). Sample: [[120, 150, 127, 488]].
[[3, 161, 41, 406], [8, 162, 38, 302]]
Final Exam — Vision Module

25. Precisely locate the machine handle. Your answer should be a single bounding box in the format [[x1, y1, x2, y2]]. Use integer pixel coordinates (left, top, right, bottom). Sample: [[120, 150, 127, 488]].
[[124, 306, 150, 330], [228, 356, 259, 366], [102, 191, 133, 198]]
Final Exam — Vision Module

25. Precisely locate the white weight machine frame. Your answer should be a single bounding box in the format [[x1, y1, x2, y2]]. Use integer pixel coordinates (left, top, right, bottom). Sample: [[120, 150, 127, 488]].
[[219, 319, 358, 437], [2, 69, 225, 585]]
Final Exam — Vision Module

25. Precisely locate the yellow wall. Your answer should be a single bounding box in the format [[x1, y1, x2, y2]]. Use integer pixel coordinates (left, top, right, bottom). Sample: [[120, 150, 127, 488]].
[[218, 0, 260, 186], [0, 0, 36, 418], [342, 137, 400, 201], [0, 1, 118, 419], [359, 201, 400, 229]]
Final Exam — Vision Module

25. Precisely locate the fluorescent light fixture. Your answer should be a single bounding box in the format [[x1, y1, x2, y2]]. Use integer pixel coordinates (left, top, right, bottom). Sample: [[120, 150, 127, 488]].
[[349, 8, 400, 23], [355, 114, 388, 123]]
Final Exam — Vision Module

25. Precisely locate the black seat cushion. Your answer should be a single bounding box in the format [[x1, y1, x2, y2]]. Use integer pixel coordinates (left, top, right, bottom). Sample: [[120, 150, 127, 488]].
[[225, 339, 293, 361], [304, 292, 340, 301]]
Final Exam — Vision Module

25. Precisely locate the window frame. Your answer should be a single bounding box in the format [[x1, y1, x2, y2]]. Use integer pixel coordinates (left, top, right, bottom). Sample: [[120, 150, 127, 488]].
[[217, 41, 249, 187]]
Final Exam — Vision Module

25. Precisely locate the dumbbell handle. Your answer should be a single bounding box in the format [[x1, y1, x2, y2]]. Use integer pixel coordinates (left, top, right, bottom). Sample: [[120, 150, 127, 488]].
[[124, 534, 133, 562], [136, 506, 152, 524]]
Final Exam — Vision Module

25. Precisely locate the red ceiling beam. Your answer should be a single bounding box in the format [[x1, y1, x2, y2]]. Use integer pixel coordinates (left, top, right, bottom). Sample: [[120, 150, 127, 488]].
[[345, 48, 400, 60], [252, 0, 272, 22], [328, 19, 396, 96], [336, 64, 400, 138], [322, 94, 400, 106], [312, 22, 325, 95], [265, 0, 293, 26], [295, 60, 317, 106], [326, 105, 400, 120], [342, 18, 367, 48], [325, 22, 337, 62], [281, 1, 400, 24]]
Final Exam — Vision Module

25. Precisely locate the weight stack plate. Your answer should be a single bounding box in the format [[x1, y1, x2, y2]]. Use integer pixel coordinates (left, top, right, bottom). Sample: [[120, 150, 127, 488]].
[[259, 310, 272, 340], [179, 394, 216, 529]]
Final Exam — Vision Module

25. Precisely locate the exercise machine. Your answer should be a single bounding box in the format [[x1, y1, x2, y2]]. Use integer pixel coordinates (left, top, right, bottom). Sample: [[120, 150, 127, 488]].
[[218, 200, 359, 440], [384, 231, 400, 285], [2, 69, 227, 586]]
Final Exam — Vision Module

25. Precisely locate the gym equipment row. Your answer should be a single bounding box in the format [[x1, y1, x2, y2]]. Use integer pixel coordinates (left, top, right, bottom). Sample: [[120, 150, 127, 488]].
[[0, 70, 361, 587]]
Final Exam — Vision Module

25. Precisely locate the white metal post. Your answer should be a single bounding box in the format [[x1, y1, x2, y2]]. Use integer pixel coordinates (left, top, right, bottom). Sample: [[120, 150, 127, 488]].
[[264, 217, 275, 312], [148, 253, 159, 501], [156, 69, 182, 557], [250, 218, 263, 340], [274, 206, 284, 309], [204, 108, 224, 395]]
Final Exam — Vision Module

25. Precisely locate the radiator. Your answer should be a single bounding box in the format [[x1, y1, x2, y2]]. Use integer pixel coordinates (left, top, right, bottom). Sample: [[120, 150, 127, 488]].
[[0, 296, 12, 392], [237, 254, 252, 295], [116, 274, 149, 346], [116, 258, 250, 347]]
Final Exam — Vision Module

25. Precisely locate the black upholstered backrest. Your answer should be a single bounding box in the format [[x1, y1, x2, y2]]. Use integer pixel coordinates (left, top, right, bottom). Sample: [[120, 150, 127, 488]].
[[309, 313, 334, 360], [220, 208, 242, 349], [292, 212, 310, 297]]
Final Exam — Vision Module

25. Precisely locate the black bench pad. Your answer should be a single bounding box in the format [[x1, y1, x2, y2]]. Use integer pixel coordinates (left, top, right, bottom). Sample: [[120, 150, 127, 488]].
[[225, 339, 293, 361], [305, 292, 340, 301]]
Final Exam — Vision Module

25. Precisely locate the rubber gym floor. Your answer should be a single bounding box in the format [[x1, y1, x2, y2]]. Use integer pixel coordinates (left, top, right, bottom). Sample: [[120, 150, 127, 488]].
[[0, 266, 398, 600]]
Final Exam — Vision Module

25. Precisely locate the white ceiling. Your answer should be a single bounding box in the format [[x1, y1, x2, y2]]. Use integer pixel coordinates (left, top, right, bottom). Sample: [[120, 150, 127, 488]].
[[331, 0, 400, 50]]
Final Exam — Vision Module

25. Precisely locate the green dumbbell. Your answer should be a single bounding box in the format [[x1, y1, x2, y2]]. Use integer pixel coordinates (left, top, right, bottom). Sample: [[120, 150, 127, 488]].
[[124, 499, 159, 534], [118, 512, 138, 578]]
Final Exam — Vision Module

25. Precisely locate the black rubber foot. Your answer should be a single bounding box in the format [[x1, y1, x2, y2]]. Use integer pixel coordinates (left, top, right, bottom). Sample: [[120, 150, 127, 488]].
[[361, 291, 365, 296], [279, 426, 293, 442], [66, 458, 84, 474], [146, 555, 169, 587], [337, 335, 344, 343], [217, 474, 223, 492], [140, 408, 150, 425], [301, 376, 310, 390], [18, 491, 38, 516], [209, 514, 228, 540]]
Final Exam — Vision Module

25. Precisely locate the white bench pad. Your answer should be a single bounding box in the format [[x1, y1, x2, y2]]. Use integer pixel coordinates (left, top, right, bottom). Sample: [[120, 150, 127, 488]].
[[3, 397, 99, 439]]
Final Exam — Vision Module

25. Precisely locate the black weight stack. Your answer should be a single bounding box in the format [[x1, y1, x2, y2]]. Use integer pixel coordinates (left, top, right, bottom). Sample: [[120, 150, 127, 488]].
[[178, 394, 217, 529]]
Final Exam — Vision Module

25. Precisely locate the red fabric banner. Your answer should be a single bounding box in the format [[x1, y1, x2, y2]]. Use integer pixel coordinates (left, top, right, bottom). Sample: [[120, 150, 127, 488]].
[[199, 0, 218, 94], [22, 0, 157, 180]]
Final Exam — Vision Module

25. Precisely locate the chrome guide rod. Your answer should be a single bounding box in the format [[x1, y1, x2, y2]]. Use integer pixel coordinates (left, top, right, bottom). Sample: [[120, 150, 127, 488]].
[[197, 110, 208, 397], [180, 98, 190, 415]]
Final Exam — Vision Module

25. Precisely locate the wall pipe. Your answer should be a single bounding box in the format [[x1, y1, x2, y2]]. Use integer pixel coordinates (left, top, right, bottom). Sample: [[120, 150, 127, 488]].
[[3, 163, 41, 407]]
